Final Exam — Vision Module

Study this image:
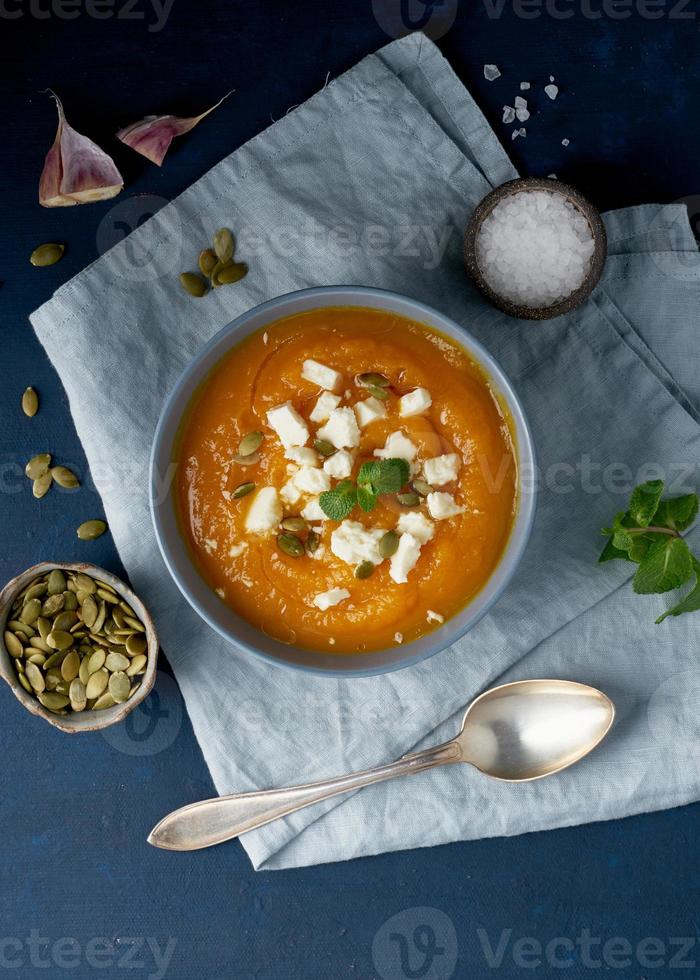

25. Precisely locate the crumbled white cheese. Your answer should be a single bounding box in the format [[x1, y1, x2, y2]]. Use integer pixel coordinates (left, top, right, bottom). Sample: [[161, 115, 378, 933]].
[[309, 391, 341, 423], [317, 407, 361, 450], [423, 453, 461, 487], [354, 395, 387, 428], [308, 544, 326, 561], [427, 609, 444, 624], [323, 449, 354, 480], [374, 430, 418, 465], [215, 587, 225, 598], [396, 511, 435, 545], [394, 632, 403, 644], [302, 359, 343, 392], [390, 533, 422, 584], [286, 446, 319, 467], [203, 538, 218, 555], [313, 588, 350, 611], [228, 542, 248, 558], [244, 487, 283, 534], [266, 401, 309, 449], [399, 387, 432, 417], [280, 479, 303, 505], [426, 491, 465, 520], [330, 520, 386, 566], [301, 497, 327, 522], [293, 466, 331, 494]]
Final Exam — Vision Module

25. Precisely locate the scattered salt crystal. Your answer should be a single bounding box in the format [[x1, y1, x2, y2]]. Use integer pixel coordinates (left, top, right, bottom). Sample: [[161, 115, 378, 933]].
[[550, 75, 555, 81], [475, 189, 595, 309], [484, 64, 501, 81], [511, 127, 526, 140], [514, 96, 527, 109], [502, 105, 515, 124], [561, 137, 570, 146], [520, 81, 530, 90], [547, 173, 558, 179], [544, 84, 559, 100]]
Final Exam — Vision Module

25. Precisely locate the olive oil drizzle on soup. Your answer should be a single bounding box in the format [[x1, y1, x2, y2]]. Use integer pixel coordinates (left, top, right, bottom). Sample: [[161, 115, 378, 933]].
[[176, 307, 517, 654]]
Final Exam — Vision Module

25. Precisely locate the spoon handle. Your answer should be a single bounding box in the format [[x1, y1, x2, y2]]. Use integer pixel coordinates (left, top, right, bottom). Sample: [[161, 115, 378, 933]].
[[148, 739, 462, 851]]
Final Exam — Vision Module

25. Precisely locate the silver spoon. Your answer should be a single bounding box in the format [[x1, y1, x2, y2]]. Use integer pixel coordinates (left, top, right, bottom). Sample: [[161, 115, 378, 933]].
[[148, 679, 614, 852]]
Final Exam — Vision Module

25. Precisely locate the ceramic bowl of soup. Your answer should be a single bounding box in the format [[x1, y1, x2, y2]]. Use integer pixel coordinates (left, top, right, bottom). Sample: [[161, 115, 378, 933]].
[[151, 286, 536, 675]]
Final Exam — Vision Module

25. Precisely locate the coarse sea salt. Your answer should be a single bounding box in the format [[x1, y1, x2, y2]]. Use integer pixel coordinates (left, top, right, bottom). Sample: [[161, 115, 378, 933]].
[[484, 64, 501, 81], [476, 190, 595, 308]]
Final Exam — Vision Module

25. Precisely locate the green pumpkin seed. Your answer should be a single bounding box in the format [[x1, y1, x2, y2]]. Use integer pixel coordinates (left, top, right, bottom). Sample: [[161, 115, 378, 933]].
[[61, 650, 80, 681], [213, 228, 235, 263], [280, 516, 307, 533], [92, 692, 116, 711], [92, 601, 107, 634], [30, 242, 64, 267], [179, 272, 208, 297], [20, 598, 42, 625], [366, 384, 389, 401], [50, 466, 80, 489], [97, 588, 119, 604], [125, 633, 147, 657], [62, 591, 78, 611], [233, 481, 255, 499], [26, 652, 47, 667], [109, 671, 131, 703], [77, 520, 107, 541], [4, 631, 23, 658], [198, 248, 218, 277], [69, 679, 87, 712], [79, 657, 91, 686], [25, 582, 48, 602], [397, 492, 420, 507], [33, 472, 53, 499], [25, 453, 51, 479], [54, 681, 70, 696], [47, 630, 73, 652], [105, 651, 129, 672], [46, 570, 66, 595], [22, 387, 39, 418], [7, 620, 31, 636], [38, 691, 69, 710], [357, 372, 390, 388], [81, 594, 98, 629], [36, 617, 51, 640], [314, 439, 336, 457], [53, 611, 77, 632], [412, 479, 433, 497], [18, 674, 33, 695], [238, 431, 264, 457], [42, 593, 65, 616], [306, 530, 321, 555], [379, 530, 400, 559], [74, 573, 96, 594], [126, 655, 147, 677], [24, 661, 45, 692], [216, 261, 248, 285], [277, 532, 304, 558], [232, 451, 260, 466], [85, 668, 109, 699], [87, 650, 106, 674], [355, 561, 375, 579]]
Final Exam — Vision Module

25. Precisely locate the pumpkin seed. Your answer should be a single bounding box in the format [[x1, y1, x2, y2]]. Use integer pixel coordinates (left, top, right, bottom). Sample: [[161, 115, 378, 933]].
[[93, 692, 116, 711], [81, 594, 98, 629], [26, 652, 47, 667], [50, 466, 80, 489], [22, 387, 39, 417], [78, 657, 91, 685], [30, 242, 64, 267], [61, 650, 80, 682], [69, 679, 87, 712], [92, 601, 107, 634], [8, 619, 31, 636], [232, 481, 255, 499], [62, 591, 78, 611], [25, 453, 51, 479], [37, 618, 52, 640], [46, 570, 66, 595], [280, 516, 307, 533], [379, 530, 400, 559], [24, 661, 45, 692], [397, 492, 420, 507], [126, 655, 147, 677], [216, 261, 247, 285], [128, 682, 141, 700], [198, 248, 218, 277], [238, 431, 264, 457], [314, 439, 335, 457], [18, 674, 33, 695], [42, 651, 65, 671], [20, 598, 42, 625], [232, 451, 260, 466], [355, 561, 375, 579], [366, 384, 389, 401], [4, 631, 23, 658], [208, 260, 225, 287], [179, 272, 208, 297], [277, 532, 304, 558], [42, 593, 65, 616], [45, 668, 62, 690], [412, 479, 433, 497], [52, 611, 77, 632], [97, 587, 119, 604], [86, 669, 109, 699], [125, 633, 147, 657], [33, 472, 53, 499], [77, 520, 107, 541], [213, 227, 235, 263], [105, 651, 129, 672], [74, 573, 96, 594], [47, 631, 73, 651], [109, 671, 131, 703], [25, 582, 48, 602], [306, 530, 321, 555], [357, 372, 390, 388], [38, 691, 70, 711], [87, 650, 106, 674]]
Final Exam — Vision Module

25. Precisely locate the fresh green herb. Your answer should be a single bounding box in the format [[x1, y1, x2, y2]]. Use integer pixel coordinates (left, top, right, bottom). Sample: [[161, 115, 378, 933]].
[[319, 458, 410, 520], [599, 479, 700, 622]]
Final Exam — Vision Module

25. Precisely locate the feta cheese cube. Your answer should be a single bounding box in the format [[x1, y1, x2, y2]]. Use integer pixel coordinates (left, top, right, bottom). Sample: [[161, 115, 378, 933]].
[[280, 480, 303, 505], [308, 544, 326, 561], [354, 396, 387, 428], [285, 446, 319, 467], [423, 453, 461, 487], [396, 511, 435, 545], [244, 487, 282, 534], [399, 387, 432, 417], [390, 532, 422, 584], [301, 497, 327, 522], [301, 359, 343, 392], [316, 407, 361, 450], [313, 588, 350, 611], [323, 449, 354, 480], [309, 391, 341, 423], [228, 542, 248, 558], [266, 401, 309, 449], [426, 491, 465, 520], [427, 609, 444, 624], [293, 466, 331, 495], [330, 520, 386, 566], [374, 430, 418, 464]]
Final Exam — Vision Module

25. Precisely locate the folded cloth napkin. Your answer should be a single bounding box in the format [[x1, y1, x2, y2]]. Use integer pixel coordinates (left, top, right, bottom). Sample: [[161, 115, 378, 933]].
[[31, 33, 700, 870]]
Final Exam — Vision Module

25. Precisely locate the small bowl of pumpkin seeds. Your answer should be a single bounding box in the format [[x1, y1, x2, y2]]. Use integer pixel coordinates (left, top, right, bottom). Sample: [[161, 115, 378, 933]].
[[0, 562, 158, 734]]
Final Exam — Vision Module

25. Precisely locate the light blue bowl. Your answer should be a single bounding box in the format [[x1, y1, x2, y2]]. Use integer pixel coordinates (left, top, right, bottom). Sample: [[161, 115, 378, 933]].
[[150, 286, 536, 676]]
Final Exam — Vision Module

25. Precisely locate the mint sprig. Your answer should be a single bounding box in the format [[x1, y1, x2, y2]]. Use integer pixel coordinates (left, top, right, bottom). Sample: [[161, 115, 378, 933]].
[[599, 479, 700, 622], [319, 458, 410, 520]]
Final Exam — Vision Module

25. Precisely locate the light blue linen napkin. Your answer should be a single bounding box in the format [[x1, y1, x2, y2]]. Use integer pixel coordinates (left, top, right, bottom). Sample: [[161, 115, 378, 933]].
[[30, 33, 700, 869]]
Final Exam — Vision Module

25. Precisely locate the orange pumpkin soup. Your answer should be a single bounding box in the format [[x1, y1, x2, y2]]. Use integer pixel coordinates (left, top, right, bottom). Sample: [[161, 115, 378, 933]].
[[176, 307, 517, 654]]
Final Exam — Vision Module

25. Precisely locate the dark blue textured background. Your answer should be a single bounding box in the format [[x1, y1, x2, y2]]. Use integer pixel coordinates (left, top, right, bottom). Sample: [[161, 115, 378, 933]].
[[2, 3, 700, 978]]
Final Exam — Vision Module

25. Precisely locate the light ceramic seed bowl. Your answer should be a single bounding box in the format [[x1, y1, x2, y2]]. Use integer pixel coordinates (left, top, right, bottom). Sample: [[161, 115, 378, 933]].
[[0, 562, 158, 734], [151, 285, 537, 677]]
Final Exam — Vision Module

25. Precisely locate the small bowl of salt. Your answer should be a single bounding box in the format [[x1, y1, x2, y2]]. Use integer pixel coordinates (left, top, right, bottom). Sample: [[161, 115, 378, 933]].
[[463, 177, 607, 321]]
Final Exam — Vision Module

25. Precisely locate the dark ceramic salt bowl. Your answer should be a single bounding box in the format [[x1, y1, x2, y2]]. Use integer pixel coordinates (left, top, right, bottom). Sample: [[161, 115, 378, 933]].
[[463, 177, 607, 321]]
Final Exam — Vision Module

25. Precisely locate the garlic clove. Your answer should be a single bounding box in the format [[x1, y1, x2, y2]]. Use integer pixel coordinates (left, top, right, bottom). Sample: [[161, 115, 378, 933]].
[[39, 93, 124, 208], [116, 93, 231, 166]]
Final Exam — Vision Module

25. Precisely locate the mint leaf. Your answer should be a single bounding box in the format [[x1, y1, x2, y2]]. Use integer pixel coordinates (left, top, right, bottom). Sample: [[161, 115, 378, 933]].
[[357, 484, 376, 512], [357, 461, 381, 486], [319, 480, 357, 521], [598, 536, 632, 563], [653, 493, 699, 533], [604, 512, 652, 563], [374, 458, 410, 495], [632, 536, 693, 594], [629, 480, 664, 527], [656, 559, 700, 622]]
